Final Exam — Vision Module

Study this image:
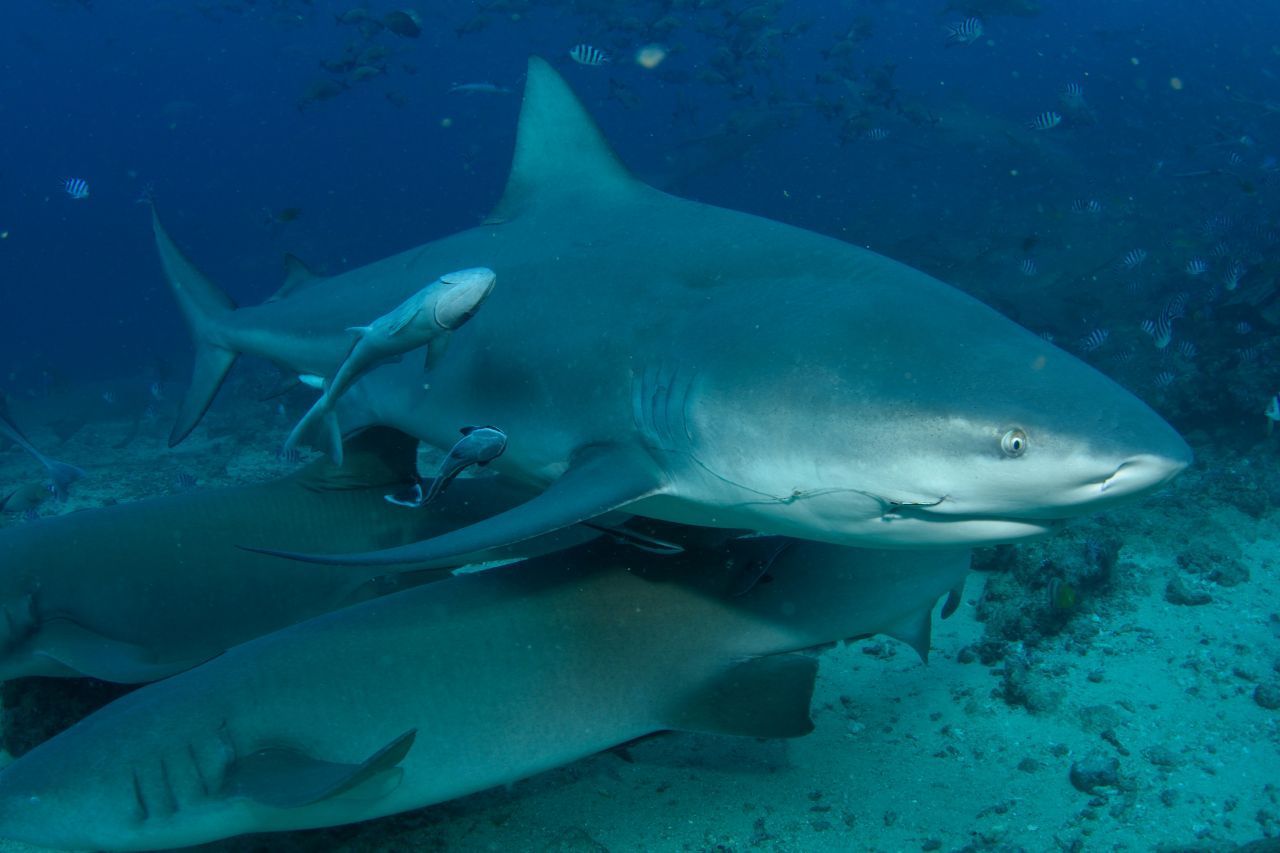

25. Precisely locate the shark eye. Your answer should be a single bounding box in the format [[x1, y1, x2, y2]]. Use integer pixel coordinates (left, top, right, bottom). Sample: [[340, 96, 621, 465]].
[[1000, 428, 1028, 457]]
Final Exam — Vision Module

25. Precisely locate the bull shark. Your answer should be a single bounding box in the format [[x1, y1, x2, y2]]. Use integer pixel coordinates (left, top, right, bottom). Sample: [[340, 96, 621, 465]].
[[0, 427, 595, 684], [154, 57, 1190, 570], [0, 536, 970, 850]]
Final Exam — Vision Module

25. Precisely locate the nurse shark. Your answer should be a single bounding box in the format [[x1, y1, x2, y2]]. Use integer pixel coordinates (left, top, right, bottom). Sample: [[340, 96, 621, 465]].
[[0, 537, 970, 850], [153, 57, 1190, 568], [0, 427, 595, 683]]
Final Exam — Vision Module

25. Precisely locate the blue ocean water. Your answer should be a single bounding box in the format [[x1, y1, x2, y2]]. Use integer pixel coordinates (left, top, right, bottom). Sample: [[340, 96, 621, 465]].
[[1, 1, 1279, 850]]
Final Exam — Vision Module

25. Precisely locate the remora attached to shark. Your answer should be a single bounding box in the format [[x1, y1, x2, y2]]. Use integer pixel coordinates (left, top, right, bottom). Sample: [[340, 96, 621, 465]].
[[0, 427, 596, 684], [154, 57, 1190, 568], [0, 537, 970, 851]]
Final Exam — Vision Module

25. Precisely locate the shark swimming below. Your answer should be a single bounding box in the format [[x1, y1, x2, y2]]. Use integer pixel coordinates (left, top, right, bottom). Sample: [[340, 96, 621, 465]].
[[0, 536, 970, 851], [155, 57, 1191, 570], [0, 427, 596, 684]]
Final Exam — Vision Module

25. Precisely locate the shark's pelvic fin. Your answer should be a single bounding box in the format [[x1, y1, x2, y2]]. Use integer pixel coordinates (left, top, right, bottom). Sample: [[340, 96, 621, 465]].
[[267, 253, 324, 303], [487, 56, 644, 223], [245, 443, 666, 568], [289, 426, 419, 492], [152, 207, 238, 447], [223, 729, 417, 809], [35, 620, 212, 683], [666, 654, 818, 739]]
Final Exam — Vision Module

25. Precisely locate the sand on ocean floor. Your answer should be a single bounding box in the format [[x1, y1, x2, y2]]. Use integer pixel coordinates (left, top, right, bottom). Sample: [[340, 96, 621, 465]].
[[0, 407, 1277, 853]]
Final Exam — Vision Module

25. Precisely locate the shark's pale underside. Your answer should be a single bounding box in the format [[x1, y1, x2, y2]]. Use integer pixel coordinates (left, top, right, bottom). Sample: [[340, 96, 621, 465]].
[[154, 57, 1190, 568]]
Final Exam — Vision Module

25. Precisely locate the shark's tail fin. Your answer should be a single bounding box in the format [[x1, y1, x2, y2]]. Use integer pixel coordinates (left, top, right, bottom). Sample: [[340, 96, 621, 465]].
[[151, 208, 239, 447]]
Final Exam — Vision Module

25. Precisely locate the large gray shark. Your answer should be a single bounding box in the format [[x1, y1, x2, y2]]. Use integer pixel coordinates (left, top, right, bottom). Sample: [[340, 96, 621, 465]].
[[0, 537, 970, 851], [155, 57, 1190, 569], [0, 427, 595, 683]]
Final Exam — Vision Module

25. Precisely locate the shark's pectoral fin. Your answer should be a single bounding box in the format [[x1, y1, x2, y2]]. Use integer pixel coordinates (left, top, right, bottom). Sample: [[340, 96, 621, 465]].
[[668, 654, 817, 739], [244, 443, 667, 568], [940, 578, 967, 619], [35, 620, 212, 683], [225, 729, 417, 809]]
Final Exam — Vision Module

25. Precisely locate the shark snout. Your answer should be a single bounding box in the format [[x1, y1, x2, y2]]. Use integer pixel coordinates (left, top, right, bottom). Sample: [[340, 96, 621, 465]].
[[1097, 449, 1191, 498]]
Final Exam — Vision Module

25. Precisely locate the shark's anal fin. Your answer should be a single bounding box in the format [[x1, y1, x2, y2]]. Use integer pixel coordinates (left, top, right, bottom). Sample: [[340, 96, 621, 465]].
[[884, 607, 935, 663], [225, 729, 416, 809], [244, 444, 666, 569], [667, 654, 818, 739], [35, 620, 212, 683]]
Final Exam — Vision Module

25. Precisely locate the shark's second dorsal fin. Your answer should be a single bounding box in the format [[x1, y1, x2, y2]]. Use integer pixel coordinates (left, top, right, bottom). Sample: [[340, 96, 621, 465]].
[[488, 56, 643, 223], [267, 253, 324, 303]]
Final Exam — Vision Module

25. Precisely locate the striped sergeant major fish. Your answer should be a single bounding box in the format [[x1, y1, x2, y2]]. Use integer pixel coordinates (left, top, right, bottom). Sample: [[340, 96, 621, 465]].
[[944, 17, 983, 46], [1267, 393, 1280, 435], [1027, 111, 1062, 131], [61, 178, 89, 200], [569, 44, 609, 66]]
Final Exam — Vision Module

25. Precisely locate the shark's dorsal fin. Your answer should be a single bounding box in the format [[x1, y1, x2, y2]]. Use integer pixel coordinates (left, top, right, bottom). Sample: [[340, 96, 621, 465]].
[[488, 57, 643, 222], [267, 253, 323, 303]]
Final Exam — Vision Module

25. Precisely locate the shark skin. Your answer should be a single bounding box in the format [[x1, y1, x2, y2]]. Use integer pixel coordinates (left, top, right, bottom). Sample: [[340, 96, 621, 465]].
[[0, 538, 970, 851], [156, 57, 1191, 569], [0, 427, 597, 684]]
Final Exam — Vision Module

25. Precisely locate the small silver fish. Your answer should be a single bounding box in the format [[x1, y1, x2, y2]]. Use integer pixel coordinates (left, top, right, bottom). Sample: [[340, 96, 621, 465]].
[[1028, 111, 1062, 131], [385, 425, 507, 508], [1184, 258, 1208, 276], [1071, 198, 1102, 214], [569, 44, 609, 66], [1175, 340, 1197, 360], [1235, 321, 1253, 335], [1153, 371, 1176, 389], [448, 83, 512, 95], [863, 128, 890, 142], [1222, 262, 1244, 291], [1060, 83, 1086, 110], [1078, 329, 1109, 352], [1140, 316, 1173, 349], [1019, 258, 1038, 276], [944, 17, 983, 46], [61, 178, 89, 200], [1121, 248, 1148, 269]]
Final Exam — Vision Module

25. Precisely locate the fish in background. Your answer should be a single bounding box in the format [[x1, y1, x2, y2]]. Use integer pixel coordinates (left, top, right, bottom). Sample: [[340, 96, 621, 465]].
[[448, 82, 512, 95], [59, 178, 89, 200], [0, 396, 84, 500], [0, 535, 971, 850], [569, 44, 609, 66], [944, 17, 983, 46]]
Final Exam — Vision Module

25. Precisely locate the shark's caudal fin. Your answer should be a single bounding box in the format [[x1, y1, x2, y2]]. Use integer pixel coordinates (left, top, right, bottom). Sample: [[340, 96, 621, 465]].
[[244, 443, 665, 568], [152, 208, 238, 447], [486, 56, 646, 223]]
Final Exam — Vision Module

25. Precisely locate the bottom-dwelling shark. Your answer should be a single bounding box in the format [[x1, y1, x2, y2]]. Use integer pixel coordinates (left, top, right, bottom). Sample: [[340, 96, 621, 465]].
[[0, 427, 595, 684], [0, 537, 969, 851]]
